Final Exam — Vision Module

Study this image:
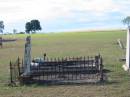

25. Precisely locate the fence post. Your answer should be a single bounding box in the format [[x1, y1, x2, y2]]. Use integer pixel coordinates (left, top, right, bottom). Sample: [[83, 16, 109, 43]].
[[0, 37, 2, 48], [99, 57, 103, 82], [10, 61, 13, 84], [95, 55, 99, 70], [17, 57, 21, 76]]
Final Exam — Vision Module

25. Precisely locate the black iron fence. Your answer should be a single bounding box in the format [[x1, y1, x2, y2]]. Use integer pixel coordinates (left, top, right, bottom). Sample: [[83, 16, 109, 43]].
[[10, 55, 104, 85]]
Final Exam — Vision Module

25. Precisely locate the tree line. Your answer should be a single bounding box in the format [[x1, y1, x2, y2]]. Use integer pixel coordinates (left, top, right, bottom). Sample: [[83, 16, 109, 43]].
[[0, 19, 42, 34], [0, 17, 130, 34]]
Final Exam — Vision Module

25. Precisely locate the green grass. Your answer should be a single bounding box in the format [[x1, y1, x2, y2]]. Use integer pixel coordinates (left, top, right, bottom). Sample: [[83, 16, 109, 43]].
[[0, 30, 130, 97]]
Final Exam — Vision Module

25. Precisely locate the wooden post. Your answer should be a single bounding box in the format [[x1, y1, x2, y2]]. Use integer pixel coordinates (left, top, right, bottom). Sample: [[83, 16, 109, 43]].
[[117, 39, 125, 49], [17, 57, 21, 76], [0, 37, 2, 48], [10, 61, 13, 84]]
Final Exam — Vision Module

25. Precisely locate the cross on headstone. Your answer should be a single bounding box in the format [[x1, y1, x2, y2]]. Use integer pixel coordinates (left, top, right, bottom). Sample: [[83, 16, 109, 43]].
[[23, 36, 31, 75]]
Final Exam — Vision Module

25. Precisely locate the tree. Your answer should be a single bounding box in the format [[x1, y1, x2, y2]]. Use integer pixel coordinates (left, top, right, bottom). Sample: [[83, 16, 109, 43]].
[[13, 29, 17, 34], [122, 16, 130, 71], [122, 16, 130, 27], [30, 20, 42, 33], [25, 22, 32, 34], [0, 21, 4, 34], [25, 19, 42, 34]]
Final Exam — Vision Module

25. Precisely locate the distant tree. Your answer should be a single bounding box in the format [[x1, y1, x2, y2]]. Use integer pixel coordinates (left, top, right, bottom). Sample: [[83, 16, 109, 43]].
[[25, 22, 32, 34], [0, 21, 4, 34], [122, 16, 130, 27], [19, 32, 25, 34], [13, 29, 17, 34], [30, 20, 42, 33], [25, 20, 42, 34]]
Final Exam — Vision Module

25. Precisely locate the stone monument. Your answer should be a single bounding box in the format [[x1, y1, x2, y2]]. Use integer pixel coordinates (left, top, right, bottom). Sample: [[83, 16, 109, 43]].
[[23, 36, 31, 75], [123, 26, 130, 71]]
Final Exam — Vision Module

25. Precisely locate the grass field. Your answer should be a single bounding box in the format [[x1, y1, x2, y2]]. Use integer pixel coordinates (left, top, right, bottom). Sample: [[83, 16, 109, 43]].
[[0, 30, 130, 97]]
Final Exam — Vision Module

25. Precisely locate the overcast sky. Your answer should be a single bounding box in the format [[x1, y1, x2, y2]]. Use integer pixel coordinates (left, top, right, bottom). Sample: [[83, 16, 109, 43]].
[[1, 0, 130, 33]]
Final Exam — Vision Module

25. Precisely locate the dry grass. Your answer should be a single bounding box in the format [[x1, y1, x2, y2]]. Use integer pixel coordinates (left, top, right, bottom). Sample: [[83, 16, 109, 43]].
[[0, 30, 130, 97]]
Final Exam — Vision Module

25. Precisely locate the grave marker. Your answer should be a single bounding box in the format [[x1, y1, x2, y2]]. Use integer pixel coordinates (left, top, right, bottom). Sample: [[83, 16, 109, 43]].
[[117, 39, 125, 49], [23, 36, 31, 75], [123, 27, 130, 71]]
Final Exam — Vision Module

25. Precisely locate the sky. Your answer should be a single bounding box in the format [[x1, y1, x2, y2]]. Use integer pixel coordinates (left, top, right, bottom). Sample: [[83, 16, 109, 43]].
[[0, 0, 130, 33]]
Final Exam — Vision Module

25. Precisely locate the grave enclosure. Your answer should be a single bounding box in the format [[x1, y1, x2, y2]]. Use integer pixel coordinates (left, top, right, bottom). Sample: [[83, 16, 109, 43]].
[[9, 36, 104, 85]]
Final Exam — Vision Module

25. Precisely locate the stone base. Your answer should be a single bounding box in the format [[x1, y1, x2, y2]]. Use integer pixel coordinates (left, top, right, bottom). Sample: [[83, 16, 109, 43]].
[[122, 64, 130, 71]]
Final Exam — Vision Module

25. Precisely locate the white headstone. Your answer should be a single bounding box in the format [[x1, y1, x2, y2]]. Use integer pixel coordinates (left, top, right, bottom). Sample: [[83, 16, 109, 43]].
[[123, 27, 130, 71]]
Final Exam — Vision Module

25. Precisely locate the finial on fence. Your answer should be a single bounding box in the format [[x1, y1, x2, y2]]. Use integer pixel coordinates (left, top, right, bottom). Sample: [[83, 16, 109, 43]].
[[99, 56, 103, 82]]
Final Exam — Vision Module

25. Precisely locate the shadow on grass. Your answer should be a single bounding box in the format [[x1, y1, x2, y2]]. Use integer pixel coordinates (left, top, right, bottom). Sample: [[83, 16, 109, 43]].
[[7, 79, 121, 88], [103, 69, 112, 73], [21, 80, 121, 88], [8, 68, 118, 87], [21, 73, 120, 87]]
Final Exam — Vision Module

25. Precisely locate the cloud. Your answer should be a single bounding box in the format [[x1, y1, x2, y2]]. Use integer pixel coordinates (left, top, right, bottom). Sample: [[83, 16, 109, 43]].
[[1, 0, 130, 32], [0, 0, 129, 21]]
